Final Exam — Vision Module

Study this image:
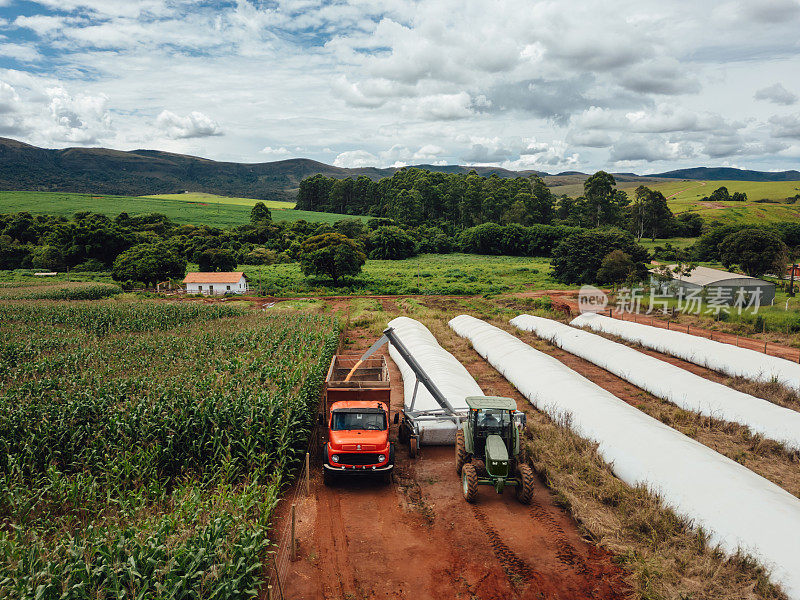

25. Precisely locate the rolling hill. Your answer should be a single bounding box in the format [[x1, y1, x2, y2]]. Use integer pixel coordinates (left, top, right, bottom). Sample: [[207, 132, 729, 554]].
[[1, 137, 798, 203]]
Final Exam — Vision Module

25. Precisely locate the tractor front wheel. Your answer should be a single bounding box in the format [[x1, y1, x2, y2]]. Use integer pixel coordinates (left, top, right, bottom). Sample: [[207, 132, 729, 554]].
[[462, 463, 479, 503], [455, 430, 468, 475], [515, 464, 535, 505], [409, 436, 419, 458]]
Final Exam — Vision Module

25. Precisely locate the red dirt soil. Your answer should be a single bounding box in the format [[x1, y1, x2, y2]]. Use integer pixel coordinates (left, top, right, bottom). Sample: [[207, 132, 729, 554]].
[[267, 315, 631, 600]]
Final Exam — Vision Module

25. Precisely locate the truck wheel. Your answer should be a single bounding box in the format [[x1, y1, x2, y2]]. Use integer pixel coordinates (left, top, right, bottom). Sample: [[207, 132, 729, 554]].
[[455, 430, 468, 475], [462, 463, 478, 503], [515, 464, 534, 505], [323, 467, 335, 486], [384, 444, 395, 484], [409, 436, 418, 458]]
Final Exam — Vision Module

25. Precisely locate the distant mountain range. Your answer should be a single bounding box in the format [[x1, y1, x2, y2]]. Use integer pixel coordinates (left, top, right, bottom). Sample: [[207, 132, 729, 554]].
[[0, 137, 797, 201]]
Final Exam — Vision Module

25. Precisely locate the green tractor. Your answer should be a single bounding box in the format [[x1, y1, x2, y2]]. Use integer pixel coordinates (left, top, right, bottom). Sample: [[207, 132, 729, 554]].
[[455, 396, 534, 504]]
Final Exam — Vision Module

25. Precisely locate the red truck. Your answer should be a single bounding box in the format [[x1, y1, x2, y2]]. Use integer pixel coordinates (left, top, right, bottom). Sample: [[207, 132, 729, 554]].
[[322, 355, 394, 484]]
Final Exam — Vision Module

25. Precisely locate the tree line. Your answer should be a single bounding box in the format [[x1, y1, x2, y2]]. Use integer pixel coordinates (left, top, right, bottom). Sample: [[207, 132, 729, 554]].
[[297, 167, 703, 239]]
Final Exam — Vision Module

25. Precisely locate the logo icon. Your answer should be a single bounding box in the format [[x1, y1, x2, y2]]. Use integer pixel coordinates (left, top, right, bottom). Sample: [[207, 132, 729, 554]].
[[357, 445, 361, 450], [578, 285, 608, 313]]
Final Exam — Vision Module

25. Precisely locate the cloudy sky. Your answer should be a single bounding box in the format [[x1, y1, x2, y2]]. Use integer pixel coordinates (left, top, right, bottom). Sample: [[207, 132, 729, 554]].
[[0, 0, 799, 174]]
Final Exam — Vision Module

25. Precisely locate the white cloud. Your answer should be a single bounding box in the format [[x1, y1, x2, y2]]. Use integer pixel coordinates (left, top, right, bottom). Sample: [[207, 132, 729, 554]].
[[610, 137, 694, 163], [156, 110, 222, 139], [45, 87, 112, 143], [259, 146, 292, 158], [755, 83, 798, 106], [769, 113, 800, 139], [333, 150, 379, 167], [408, 93, 473, 120]]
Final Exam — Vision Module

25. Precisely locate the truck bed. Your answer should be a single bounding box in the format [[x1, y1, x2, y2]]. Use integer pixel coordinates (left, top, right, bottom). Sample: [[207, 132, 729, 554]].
[[324, 355, 391, 411]]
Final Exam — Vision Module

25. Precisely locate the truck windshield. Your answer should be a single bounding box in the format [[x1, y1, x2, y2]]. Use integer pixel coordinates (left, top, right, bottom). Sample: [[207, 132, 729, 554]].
[[331, 411, 387, 431]]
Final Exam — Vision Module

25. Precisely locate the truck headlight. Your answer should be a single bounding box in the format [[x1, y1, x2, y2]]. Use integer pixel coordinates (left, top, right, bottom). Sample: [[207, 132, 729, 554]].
[[331, 454, 339, 463], [378, 454, 386, 462]]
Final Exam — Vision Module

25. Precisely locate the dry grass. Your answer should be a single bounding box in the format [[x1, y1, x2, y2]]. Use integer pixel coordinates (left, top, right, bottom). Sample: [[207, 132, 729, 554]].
[[636, 397, 800, 499], [523, 414, 787, 600], [727, 377, 800, 412]]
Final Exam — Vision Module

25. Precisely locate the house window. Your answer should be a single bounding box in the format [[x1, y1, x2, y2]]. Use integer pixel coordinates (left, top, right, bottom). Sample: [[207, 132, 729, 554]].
[[198, 285, 202, 291], [226, 285, 231, 290], [209, 285, 214, 293]]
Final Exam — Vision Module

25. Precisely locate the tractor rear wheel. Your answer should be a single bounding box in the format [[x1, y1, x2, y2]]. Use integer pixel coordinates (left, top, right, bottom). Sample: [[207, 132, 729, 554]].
[[515, 464, 535, 505], [462, 463, 479, 503], [455, 430, 468, 475]]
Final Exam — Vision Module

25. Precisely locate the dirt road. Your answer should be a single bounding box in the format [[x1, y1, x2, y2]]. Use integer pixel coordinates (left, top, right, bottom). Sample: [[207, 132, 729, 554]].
[[269, 318, 630, 600]]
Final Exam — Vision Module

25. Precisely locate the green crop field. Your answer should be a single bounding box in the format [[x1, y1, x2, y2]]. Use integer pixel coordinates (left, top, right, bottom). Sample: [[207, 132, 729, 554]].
[[144, 192, 296, 209], [551, 179, 800, 225], [240, 253, 566, 296], [0, 190, 364, 227], [0, 299, 338, 597]]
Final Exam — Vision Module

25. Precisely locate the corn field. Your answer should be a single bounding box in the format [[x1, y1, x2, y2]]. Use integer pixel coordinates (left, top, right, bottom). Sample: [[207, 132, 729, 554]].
[[0, 282, 123, 301], [0, 300, 339, 599]]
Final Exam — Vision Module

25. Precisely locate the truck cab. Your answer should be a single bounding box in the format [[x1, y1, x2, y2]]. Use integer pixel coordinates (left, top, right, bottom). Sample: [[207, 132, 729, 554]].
[[324, 401, 394, 483]]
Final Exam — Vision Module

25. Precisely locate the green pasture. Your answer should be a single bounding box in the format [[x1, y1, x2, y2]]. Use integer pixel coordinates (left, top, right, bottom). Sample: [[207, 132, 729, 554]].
[[0, 190, 362, 227], [551, 179, 800, 225], [240, 254, 565, 296]]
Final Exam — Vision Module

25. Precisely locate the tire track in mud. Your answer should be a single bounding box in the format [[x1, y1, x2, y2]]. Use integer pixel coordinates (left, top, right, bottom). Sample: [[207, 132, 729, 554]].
[[529, 496, 587, 573], [471, 505, 540, 589]]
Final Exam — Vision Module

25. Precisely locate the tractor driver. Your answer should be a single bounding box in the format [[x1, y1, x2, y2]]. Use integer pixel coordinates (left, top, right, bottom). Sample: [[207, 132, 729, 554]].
[[479, 410, 501, 434]]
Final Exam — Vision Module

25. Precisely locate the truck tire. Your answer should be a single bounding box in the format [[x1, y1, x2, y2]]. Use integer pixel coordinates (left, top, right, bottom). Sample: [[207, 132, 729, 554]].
[[455, 430, 468, 475], [384, 444, 395, 484], [462, 463, 479, 503], [515, 464, 534, 505], [323, 467, 335, 486]]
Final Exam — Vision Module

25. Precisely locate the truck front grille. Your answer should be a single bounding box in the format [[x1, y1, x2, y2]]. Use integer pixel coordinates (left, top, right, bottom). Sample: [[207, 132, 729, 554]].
[[338, 453, 382, 465]]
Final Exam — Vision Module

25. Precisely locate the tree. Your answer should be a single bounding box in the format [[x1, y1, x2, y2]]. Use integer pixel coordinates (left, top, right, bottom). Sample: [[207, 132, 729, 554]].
[[675, 212, 704, 236], [583, 171, 618, 227], [111, 243, 186, 286], [731, 191, 747, 202], [298, 233, 365, 283], [334, 218, 366, 239], [198, 248, 237, 272], [250, 202, 272, 223], [706, 186, 731, 203], [242, 247, 278, 265], [551, 229, 649, 284], [367, 226, 417, 260], [720, 229, 786, 277], [630, 185, 675, 241], [596, 250, 636, 286], [31, 245, 66, 271], [0, 235, 30, 270]]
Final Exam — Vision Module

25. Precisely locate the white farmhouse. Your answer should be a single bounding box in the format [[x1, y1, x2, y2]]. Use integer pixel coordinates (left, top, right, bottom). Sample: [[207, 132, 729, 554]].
[[183, 272, 248, 295]]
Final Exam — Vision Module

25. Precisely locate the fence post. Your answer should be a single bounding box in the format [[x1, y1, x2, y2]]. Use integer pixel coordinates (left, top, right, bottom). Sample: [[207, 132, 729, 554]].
[[267, 585, 273, 600], [764, 341, 768, 354], [290, 504, 297, 561], [305, 452, 310, 496]]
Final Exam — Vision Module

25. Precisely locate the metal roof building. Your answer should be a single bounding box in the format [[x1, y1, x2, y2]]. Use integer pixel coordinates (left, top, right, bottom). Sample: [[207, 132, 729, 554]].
[[651, 265, 775, 306]]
